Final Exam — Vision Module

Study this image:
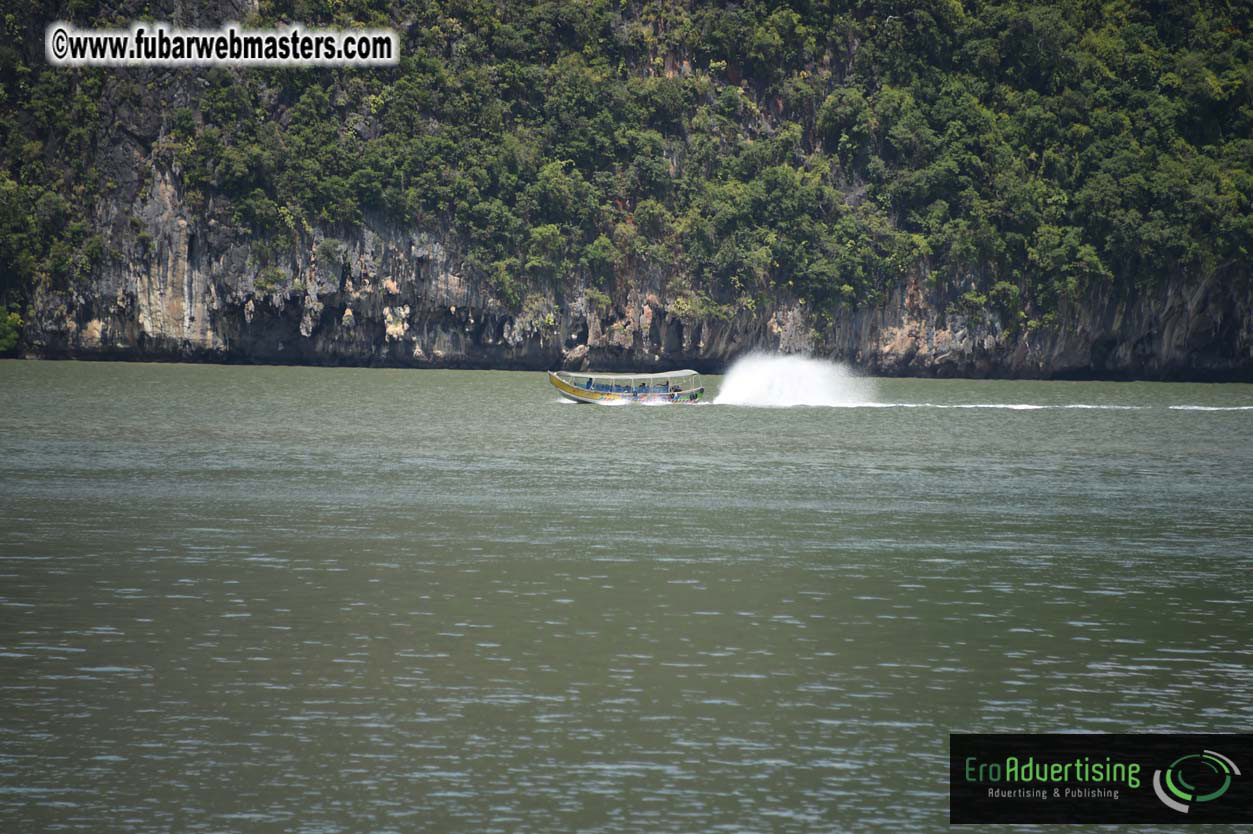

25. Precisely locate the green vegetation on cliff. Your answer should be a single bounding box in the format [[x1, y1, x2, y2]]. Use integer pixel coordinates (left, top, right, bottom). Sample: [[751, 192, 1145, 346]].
[[1, 1, 1250, 336]]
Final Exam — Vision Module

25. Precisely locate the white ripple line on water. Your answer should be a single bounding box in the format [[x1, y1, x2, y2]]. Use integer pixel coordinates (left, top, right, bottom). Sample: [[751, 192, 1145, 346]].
[[714, 402, 1252, 411], [715, 402, 1134, 410], [1168, 405, 1253, 411]]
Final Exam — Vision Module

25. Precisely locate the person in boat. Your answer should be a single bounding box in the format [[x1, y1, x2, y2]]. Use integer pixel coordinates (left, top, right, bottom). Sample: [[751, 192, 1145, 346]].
[[585, 376, 594, 390]]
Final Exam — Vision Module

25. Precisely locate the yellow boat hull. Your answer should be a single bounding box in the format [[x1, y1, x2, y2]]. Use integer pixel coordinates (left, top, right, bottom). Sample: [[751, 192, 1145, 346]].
[[548, 371, 704, 404]]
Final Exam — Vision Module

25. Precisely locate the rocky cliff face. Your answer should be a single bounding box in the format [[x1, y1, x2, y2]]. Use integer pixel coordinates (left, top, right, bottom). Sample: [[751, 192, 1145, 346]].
[[23, 175, 1252, 380], [11, 1, 1252, 381], [821, 267, 1253, 380], [25, 200, 1253, 380], [18, 62, 1252, 380]]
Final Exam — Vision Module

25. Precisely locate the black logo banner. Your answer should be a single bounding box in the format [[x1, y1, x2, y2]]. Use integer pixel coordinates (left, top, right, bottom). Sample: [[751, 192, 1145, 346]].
[[950, 734, 1253, 824]]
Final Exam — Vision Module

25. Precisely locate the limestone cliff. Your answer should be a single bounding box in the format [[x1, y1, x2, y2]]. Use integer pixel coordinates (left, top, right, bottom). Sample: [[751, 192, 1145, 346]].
[[11, 1, 1253, 381], [23, 195, 1252, 380]]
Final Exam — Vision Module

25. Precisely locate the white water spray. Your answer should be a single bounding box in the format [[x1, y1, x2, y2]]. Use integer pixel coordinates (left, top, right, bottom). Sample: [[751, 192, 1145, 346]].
[[713, 353, 876, 407]]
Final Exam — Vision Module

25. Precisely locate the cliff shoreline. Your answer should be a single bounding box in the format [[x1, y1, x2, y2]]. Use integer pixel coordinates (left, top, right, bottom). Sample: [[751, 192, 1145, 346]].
[[13, 64, 1250, 383], [19, 216, 1252, 382], [6, 3, 1251, 386]]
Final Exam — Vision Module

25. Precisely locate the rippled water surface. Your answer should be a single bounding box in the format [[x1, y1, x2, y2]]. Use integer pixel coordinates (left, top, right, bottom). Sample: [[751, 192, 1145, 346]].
[[1, 360, 1251, 832]]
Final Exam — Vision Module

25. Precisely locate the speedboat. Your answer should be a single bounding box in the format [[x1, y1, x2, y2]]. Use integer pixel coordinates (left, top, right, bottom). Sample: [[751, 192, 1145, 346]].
[[548, 369, 704, 404]]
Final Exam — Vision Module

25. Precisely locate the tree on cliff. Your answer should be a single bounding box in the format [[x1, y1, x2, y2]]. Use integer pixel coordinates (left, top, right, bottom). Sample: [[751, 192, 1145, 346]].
[[0, 0, 1249, 344]]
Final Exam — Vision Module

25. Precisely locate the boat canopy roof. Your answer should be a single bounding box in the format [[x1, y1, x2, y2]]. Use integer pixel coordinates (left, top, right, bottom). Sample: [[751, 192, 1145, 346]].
[[556, 369, 699, 380]]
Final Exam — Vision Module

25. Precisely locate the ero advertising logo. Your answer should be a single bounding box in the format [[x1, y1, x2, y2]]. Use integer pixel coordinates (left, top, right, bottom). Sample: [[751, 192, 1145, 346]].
[[950, 733, 1252, 824], [1153, 749, 1241, 813]]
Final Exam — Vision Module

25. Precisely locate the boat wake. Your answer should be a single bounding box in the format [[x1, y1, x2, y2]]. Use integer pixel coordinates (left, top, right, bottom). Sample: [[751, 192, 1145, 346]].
[[713, 353, 876, 407], [715, 400, 1247, 411], [1168, 405, 1253, 411], [859, 403, 1145, 410], [709, 353, 1249, 412]]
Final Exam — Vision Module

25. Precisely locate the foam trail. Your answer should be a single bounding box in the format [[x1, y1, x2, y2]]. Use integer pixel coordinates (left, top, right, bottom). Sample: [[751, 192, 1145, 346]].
[[714, 353, 875, 407], [1169, 405, 1253, 411]]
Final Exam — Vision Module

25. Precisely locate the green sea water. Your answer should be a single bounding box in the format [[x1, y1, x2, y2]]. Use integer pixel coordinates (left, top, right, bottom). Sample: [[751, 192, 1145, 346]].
[[1, 359, 1250, 832]]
